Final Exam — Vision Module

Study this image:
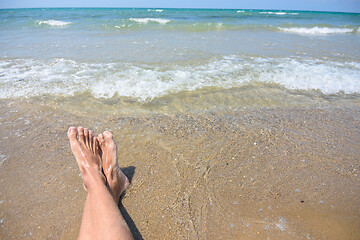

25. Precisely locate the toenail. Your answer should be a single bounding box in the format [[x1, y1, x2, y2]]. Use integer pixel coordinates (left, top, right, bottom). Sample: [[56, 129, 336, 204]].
[[70, 128, 76, 132]]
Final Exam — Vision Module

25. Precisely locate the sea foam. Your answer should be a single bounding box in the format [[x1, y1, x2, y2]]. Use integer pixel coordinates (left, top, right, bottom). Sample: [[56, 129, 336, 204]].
[[0, 57, 359, 101], [260, 11, 287, 15], [279, 26, 353, 34], [38, 20, 71, 26], [129, 18, 170, 24], [148, 9, 164, 12]]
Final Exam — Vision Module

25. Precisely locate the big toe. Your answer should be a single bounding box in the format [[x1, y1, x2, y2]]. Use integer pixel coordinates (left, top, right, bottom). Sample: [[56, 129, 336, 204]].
[[103, 131, 114, 142], [68, 127, 78, 141], [103, 131, 117, 153], [98, 133, 105, 147]]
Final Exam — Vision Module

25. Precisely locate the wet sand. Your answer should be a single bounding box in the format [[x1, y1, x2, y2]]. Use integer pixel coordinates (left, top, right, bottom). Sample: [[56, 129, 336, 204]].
[[0, 99, 359, 239]]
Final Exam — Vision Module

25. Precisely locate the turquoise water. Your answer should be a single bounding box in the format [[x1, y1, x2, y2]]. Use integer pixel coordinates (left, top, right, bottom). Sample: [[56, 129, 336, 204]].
[[0, 8, 359, 105]]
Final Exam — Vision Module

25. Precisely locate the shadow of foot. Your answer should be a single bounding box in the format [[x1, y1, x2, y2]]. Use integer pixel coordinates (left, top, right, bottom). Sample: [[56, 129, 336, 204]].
[[119, 166, 144, 240]]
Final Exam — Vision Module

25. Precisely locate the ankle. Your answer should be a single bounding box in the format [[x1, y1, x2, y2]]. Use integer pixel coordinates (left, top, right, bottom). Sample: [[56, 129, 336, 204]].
[[82, 169, 106, 191]]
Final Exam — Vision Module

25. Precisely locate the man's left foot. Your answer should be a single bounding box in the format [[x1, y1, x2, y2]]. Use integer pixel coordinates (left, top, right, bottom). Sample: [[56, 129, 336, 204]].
[[98, 131, 130, 203]]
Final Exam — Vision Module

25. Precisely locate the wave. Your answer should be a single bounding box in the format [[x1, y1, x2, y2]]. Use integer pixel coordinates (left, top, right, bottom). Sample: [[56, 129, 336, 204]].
[[259, 11, 287, 15], [38, 20, 71, 27], [147, 9, 164, 12], [0, 57, 359, 101], [279, 26, 354, 34], [129, 18, 170, 24], [258, 11, 300, 16]]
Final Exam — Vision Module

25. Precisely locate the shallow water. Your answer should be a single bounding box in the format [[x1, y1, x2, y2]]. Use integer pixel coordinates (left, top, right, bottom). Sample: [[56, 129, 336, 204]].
[[1, 8, 360, 111]]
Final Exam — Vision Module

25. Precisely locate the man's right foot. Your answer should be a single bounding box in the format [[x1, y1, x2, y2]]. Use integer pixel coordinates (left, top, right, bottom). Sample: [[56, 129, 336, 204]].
[[98, 131, 130, 203], [67, 126, 105, 191]]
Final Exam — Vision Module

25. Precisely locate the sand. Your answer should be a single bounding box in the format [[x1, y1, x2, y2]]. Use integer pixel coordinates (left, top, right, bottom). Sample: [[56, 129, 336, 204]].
[[0, 99, 359, 239]]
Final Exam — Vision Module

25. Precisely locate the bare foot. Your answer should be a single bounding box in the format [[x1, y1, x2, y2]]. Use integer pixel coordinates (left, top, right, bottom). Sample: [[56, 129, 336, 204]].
[[68, 126, 105, 191], [98, 131, 130, 202]]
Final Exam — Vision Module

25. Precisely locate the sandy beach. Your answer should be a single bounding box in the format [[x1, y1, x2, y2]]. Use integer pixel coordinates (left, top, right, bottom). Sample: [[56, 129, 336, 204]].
[[0, 98, 359, 239]]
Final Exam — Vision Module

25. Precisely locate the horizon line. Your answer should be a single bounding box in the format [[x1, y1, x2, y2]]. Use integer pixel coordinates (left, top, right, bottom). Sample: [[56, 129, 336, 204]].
[[0, 7, 358, 14]]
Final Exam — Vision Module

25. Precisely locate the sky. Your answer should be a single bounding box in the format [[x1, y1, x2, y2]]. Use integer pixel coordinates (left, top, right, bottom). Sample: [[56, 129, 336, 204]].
[[0, 0, 359, 13]]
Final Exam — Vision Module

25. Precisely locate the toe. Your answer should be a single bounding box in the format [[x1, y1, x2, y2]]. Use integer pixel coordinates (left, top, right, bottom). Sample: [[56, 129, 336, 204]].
[[78, 126, 85, 144], [103, 131, 113, 141], [84, 128, 89, 147], [89, 130, 93, 150], [68, 127, 78, 141], [98, 133, 105, 147], [93, 137, 100, 159], [103, 131, 116, 152]]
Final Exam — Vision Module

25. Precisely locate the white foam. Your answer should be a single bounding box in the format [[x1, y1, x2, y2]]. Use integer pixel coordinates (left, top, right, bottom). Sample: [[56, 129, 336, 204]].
[[38, 20, 71, 26], [237, 10, 245, 13], [260, 11, 287, 15], [129, 18, 170, 24], [279, 26, 353, 35], [0, 57, 359, 101], [115, 25, 126, 29], [148, 9, 164, 12]]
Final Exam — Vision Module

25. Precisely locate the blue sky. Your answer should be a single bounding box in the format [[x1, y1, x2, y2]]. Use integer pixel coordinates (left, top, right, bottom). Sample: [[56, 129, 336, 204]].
[[0, 0, 359, 12]]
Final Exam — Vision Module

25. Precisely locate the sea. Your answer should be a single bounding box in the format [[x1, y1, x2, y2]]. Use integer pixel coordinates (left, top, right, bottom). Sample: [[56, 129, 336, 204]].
[[0, 8, 359, 115]]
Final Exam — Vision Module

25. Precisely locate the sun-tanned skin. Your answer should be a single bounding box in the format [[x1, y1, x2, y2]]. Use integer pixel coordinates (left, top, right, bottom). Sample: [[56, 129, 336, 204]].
[[68, 126, 133, 240], [98, 131, 130, 203]]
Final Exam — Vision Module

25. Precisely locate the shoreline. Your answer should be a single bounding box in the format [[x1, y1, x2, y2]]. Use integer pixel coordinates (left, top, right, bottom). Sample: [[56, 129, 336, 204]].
[[0, 99, 359, 239]]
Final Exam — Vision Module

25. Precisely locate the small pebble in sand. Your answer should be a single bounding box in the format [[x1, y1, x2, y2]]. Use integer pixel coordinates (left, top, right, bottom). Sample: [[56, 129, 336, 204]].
[[276, 217, 287, 231], [254, 142, 257, 145], [295, 189, 300, 192], [0, 154, 6, 165], [259, 208, 263, 212], [233, 201, 238, 205], [319, 200, 324, 204]]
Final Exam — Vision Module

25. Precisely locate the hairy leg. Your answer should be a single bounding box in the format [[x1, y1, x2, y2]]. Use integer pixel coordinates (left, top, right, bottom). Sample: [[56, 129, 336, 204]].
[[68, 127, 133, 240]]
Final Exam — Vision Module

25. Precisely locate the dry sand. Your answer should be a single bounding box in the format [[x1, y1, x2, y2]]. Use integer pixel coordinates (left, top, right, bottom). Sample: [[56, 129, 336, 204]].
[[0, 99, 359, 239]]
